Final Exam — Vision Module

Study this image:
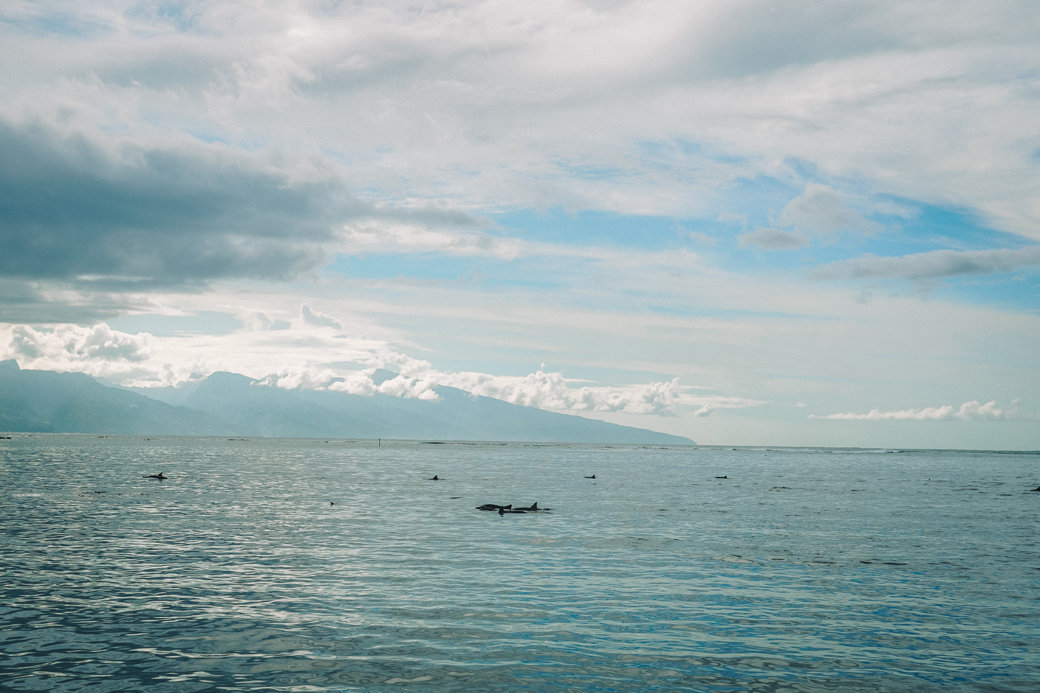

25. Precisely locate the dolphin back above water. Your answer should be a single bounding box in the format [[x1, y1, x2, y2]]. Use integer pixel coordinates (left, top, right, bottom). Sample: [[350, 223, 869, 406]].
[[476, 502, 552, 514], [144, 472, 167, 480], [496, 502, 551, 514]]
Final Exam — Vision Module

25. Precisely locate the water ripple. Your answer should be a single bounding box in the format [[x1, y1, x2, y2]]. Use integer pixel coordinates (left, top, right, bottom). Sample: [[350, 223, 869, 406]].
[[3, 436, 1039, 691]]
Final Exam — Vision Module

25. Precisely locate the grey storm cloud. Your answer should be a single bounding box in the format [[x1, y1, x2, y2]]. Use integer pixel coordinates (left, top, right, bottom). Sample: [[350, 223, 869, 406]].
[[0, 116, 357, 286]]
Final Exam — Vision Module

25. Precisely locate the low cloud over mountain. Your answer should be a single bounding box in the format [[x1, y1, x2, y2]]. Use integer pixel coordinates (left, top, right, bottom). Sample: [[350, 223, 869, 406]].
[[0, 360, 693, 445]]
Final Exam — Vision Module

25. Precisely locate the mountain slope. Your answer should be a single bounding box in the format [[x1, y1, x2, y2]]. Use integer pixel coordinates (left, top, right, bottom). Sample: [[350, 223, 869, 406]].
[[173, 371, 693, 444], [0, 361, 695, 444], [0, 360, 228, 435]]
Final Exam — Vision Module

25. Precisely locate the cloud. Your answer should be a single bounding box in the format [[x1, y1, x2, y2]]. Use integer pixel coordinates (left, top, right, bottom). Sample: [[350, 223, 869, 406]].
[[4, 323, 153, 383], [339, 220, 518, 259], [739, 227, 809, 250], [778, 184, 882, 237], [0, 115, 348, 286], [813, 246, 1040, 280], [301, 304, 341, 329], [2, 2, 1038, 450], [271, 361, 761, 415], [736, 185, 882, 251], [0, 278, 142, 324], [250, 365, 440, 400], [372, 374, 440, 401], [9, 323, 150, 363], [9, 1, 1037, 238], [5, 321, 754, 415], [243, 312, 291, 331], [434, 368, 763, 417], [811, 400, 1038, 421], [0, 110, 489, 299]]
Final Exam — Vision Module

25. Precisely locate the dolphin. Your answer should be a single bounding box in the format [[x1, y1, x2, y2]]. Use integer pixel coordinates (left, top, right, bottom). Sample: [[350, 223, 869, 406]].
[[429, 475, 440, 480], [498, 502, 551, 514], [144, 472, 167, 480], [1031, 486, 1040, 492], [476, 503, 511, 511], [515, 502, 550, 512], [584, 474, 596, 479]]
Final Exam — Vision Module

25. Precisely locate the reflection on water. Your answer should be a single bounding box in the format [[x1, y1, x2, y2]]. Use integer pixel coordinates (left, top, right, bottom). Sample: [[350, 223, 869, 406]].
[[2, 436, 1039, 691]]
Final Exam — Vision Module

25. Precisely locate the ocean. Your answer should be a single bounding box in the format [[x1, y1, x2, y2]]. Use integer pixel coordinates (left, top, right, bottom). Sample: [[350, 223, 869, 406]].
[[2, 435, 1038, 691]]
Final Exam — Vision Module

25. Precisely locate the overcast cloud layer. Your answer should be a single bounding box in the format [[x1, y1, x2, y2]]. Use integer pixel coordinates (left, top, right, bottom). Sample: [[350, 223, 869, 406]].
[[1, 1, 1038, 449]]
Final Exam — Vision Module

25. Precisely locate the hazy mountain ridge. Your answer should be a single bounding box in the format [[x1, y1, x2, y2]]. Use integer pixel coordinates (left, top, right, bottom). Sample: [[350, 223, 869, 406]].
[[0, 359, 227, 435], [0, 360, 694, 444]]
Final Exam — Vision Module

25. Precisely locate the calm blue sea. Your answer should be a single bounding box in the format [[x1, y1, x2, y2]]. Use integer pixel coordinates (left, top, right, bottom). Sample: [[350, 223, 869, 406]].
[[2, 435, 1038, 691]]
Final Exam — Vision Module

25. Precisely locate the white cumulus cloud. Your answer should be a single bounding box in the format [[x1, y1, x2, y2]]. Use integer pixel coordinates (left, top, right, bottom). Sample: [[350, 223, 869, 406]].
[[300, 304, 342, 329], [811, 400, 1037, 421], [6, 323, 152, 372], [434, 367, 762, 417]]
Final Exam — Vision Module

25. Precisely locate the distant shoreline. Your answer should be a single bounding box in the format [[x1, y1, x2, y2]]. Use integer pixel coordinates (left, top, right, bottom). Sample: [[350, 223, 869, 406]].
[[4, 432, 1039, 454]]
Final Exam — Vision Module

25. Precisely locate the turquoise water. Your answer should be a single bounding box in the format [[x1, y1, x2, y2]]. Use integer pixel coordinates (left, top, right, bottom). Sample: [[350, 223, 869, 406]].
[[2, 435, 1038, 691]]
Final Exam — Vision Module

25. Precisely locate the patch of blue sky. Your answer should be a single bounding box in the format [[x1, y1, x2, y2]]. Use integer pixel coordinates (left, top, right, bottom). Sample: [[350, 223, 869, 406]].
[[798, 197, 1040, 312], [551, 156, 629, 182], [126, 2, 202, 33], [641, 301, 827, 322], [942, 272, 1040, 312], [881, 198, 1023, 250], [326, 253, 565, 291], [823, 264, 1040, 313], [714, 165, 1009, 253], [782, 157, 824, 182], [188, 130, 231, 145], [636, 138, 750, 167], [826, 199, 1037, 271], [4, 13, 108, 38], [494, 208, 692, 249], [713, 175, 807, 227], [732, 197, 1018, 264]]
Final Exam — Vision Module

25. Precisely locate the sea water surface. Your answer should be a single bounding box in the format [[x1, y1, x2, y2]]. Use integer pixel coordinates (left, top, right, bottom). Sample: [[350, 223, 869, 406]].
[[2, 435, 1038, 691]]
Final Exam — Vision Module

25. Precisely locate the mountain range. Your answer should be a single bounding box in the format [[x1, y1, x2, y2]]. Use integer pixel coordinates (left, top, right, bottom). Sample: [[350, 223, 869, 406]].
[[0, 360, 694, 445]]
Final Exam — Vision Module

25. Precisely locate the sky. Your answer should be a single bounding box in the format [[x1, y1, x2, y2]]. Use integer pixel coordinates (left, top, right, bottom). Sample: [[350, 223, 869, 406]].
[[1, 1, 1039, 449]]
